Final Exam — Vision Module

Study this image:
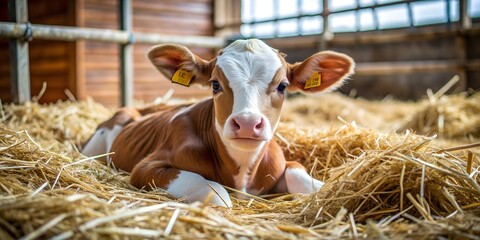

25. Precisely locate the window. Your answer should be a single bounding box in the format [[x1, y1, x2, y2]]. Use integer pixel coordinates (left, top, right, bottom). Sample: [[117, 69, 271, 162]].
[[241, 0, 480, 38], [241, 0, 324, 37]]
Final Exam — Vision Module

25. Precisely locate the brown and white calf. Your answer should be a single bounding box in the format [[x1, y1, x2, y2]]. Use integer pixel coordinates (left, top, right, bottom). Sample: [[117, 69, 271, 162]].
[[82, 39, 354, 207]]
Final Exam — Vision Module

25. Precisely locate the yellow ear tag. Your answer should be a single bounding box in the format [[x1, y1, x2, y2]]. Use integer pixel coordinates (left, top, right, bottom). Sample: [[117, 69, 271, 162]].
[[172, 69, 193, 86], [304, 72, 321, 89]]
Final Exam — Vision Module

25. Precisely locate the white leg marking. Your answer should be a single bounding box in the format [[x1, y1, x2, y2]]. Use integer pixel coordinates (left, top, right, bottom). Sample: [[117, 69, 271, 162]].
[[166, 171, 232, 207], [285, 168, 324, 194], [82, 125, 124, 160], [106, 125, 124, 153], [82, 127, 108, 157]]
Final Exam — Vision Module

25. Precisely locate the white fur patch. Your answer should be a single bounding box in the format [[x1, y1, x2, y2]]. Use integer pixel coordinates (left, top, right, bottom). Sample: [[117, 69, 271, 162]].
[[216, 39, 281, 143], [214, 40, 281, 186], [215, 119, 265, 194], [166, 170, 232, 207], [284, 168, 324, 193]]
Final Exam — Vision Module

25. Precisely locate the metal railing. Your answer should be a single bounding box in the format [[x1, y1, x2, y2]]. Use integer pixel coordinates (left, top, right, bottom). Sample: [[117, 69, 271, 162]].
[[1, 0, 225, 105]]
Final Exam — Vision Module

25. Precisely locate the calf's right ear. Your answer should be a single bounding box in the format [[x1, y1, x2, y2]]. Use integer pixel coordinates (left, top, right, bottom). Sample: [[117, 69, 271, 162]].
[[147, 44, 213, 87], [287, 51, 355, 93]]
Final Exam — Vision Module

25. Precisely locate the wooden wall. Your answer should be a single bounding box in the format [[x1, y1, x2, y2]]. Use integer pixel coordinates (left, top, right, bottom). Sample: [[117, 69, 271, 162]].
[[1, 0, 215, 107], [77, 0, 120, 107], [0, 0, 77, 104], [131, 0, 214, 104], [78, 0, 215, 107]]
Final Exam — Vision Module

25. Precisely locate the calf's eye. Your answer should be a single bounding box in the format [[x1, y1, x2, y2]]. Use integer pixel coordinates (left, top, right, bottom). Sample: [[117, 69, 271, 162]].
[[211, 80, 223, 94], [276, 82, 289, 94]]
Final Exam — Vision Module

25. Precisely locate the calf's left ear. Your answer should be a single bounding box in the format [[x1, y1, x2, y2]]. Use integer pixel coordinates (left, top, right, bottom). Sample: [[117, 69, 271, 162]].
[[288, 51, 354, 93]]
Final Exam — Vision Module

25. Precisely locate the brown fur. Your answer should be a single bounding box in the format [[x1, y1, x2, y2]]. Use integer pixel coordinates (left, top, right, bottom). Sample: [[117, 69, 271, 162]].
[[109, 99, 289, 193]]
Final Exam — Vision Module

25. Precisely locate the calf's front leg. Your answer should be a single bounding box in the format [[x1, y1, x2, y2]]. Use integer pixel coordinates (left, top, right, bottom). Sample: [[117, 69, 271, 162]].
[[130, 159, 232, 207], [275, 161, 324, 194]]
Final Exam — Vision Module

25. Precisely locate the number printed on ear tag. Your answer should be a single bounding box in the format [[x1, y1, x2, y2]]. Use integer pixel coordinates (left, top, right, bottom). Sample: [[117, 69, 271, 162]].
[[172, 69, 193, 86], [304, 72, 321, 89]]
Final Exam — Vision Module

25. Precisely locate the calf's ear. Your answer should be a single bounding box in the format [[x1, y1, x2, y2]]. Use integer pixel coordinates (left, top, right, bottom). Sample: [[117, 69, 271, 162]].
[[147, 44, 213, 87], [287, 51, 354, 93]]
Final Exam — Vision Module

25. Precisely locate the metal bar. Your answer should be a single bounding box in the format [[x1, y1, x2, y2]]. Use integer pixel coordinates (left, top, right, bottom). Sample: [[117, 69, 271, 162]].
[[297, 0, 302, 35], [320, 0, 329, 50], [0, 22, 225, 48], [8, 0, 30, 104], [119, 0, 133, 107], [406, 2, 414, 28], [446, 0, 451, 24], [372, 7, 379, 30], [459, 0, 471, 29], [355, 0, 361, 32]]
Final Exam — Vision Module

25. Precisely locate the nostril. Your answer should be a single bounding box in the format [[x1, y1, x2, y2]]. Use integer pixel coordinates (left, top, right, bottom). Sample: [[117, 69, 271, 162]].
[[255, 118, 264, 130], [232, 118, 241, 130]]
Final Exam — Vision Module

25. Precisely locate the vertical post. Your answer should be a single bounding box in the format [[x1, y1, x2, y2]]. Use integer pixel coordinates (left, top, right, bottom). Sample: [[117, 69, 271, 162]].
[[119, 0, 133, 107], [8, 0, 31, 104], [446, 0, 451, 25], [297, 0, 302, 35], [273, 0, 279, 37], [406, 2, 414, 28], [459, 0, 471, 29], [355, 0, 361, 32], [372, 7, 379, 30], [455, 35, 468, 92], [458, 0, 470, 91], [320, 0, 330, 50]]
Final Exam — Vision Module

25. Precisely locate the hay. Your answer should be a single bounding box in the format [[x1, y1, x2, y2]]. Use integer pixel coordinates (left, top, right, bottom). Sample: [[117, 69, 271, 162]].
[[0, 98, 113, 157], [282, 93, 420, 131], [402, 93, 480, 139], [1, 98, 480, 239]]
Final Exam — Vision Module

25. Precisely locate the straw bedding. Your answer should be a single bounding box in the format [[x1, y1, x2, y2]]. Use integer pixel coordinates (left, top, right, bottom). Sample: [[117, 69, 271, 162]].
[[0, 93, 479, 239]]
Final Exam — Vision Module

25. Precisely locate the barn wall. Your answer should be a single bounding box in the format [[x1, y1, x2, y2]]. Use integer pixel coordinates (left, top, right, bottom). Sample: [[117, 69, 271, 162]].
[[78, 0, 215, 107], [78, 0, 121, 107], [1, 0, 215, 107], [132, 0, 215, 103], [265, 25, 480, 100], [0, 0, 77, 104]]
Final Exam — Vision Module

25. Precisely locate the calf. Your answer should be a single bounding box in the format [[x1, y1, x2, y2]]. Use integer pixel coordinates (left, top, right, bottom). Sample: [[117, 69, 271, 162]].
[[82, 39, 354, 207]]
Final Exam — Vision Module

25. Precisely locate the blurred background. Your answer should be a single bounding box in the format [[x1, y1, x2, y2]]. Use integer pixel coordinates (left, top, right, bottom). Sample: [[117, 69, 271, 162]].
[[0, 0, 479, 107]]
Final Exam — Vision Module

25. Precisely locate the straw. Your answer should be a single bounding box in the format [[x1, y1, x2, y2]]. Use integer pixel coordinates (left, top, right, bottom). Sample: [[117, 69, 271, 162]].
[[0, 93, 479, 239]]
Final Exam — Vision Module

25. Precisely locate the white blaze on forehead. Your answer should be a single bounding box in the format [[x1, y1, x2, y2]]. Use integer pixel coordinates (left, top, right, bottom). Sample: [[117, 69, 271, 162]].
[[216, 39, 282, 113]]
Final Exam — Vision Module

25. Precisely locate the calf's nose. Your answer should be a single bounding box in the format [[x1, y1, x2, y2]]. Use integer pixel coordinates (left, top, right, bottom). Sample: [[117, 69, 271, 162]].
[[231, 114, 264, 138]]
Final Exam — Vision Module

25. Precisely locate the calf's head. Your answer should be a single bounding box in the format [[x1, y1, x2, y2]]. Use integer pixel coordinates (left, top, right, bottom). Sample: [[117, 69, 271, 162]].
[[148, 39, 354, 151]]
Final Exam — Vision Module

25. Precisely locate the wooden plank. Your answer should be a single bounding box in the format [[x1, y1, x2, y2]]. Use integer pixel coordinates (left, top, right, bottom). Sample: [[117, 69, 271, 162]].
[[28, 44, 68, 57], [73, 0, 86, 100], [28, 1, 67, 18], [30, 77, 69, 88], [66, 0, 78, 99], [83, 11, 118, 23], [29, 60, 68, 73], [133, 17, 212, 31], [29, 14, 71, 26], [133, 1, 212, 15], [84, 61, 118, 69], [356, 59, 480, 75]]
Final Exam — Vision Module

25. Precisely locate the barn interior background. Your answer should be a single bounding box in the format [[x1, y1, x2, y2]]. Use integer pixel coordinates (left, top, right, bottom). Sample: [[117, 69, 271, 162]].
[[0, 0, 480, 239]]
